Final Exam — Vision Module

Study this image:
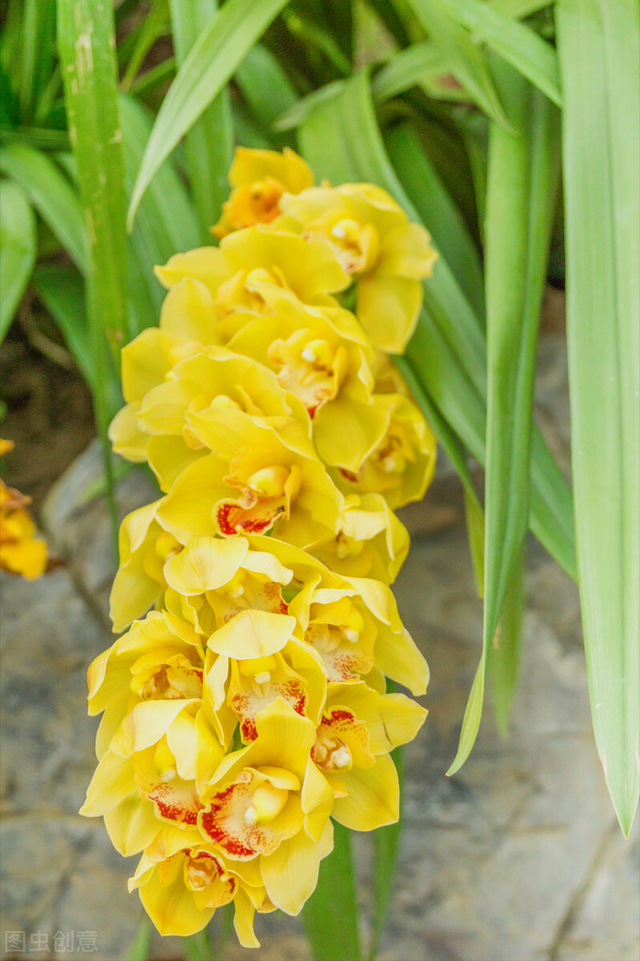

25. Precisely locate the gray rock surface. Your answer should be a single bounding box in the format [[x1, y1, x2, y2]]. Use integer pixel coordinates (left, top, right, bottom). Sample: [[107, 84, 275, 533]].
[[1, 323, 638, 961]]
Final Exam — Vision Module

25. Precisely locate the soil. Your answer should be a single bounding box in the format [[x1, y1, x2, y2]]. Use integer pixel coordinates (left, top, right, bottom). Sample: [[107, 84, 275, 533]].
[[0, 328, 95, 511]]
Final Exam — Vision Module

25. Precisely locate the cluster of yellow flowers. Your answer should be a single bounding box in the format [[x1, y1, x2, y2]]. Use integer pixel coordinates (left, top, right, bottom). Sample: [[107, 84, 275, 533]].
[[0, 439, 47, 579], [81, 148, 438, 947]]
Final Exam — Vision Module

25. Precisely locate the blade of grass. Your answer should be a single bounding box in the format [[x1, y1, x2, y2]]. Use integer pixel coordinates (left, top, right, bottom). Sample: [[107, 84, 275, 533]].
[[128, 0, 291, 228], [431, 0, 561, 106], [489, 546, 525, 736], [0, 143, 87, 272], [58, 0, 129, 550], [169, 0, 234, 242], [402, 0, 510, 128], [449, 64, 561, 776], [556, 0, 639, 835], [302, 822, 361, 961], [0, 180, 36, 343]]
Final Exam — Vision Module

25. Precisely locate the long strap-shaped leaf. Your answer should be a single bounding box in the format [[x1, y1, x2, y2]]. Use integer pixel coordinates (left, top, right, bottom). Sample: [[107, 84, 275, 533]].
[[169, 0, 233, 243], [0, 179, 36, 342], [0, 142, 87, 272], [556, 0, 639, 836], [448, 64, 561, 775], [128, 0, 291, 227], [302, 822, 361, 961], [427, 0, 562, 106], [401, 0, 510, 128], [57, 0, 128, 546], [299, 70, 575, 581], [57, 0, 129, 354]]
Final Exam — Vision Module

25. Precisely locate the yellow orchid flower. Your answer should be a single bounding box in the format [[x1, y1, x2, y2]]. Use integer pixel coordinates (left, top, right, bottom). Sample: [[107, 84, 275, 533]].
[[309, 492, 409, 584], [213, 147, 314, 238], [332, 393, 437, 510], [155, 408, 343, 549], [156, 225, 349, 316], [289, 574, 429, 696], [161, 534, 293, 633], [109, 499, 184, 633], [280, 183, 438, 353], [87, 609, 205, 758], [312, 681, 426, 831], [0, 479, 47, 579], [109, 278, 222, 463], [81, 696, 224, 856], [198, 698, 334, 916], [129, 825, 274, 945], [223, 284, 388, 472], [134, 345, 308, 492]]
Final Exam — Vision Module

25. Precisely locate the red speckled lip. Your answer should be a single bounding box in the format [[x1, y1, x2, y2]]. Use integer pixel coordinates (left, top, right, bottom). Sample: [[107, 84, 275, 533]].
[[216, 501, 276, 536], [199, 780, 261, 859]]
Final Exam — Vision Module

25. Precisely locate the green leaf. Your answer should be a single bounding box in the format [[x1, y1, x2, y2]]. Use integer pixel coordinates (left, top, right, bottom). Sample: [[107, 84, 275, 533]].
[[402, 0, 510, 127], [556, 0, 639, 835], [464, 488, 485, 599], [450, 65, 561, 775], [489, 0, 552, 16], [371, 41, 451, 103], [385, 119, 485, 320], [273, 79, 346, 134], [169, 0, 234, 243], [126, 916, 152, 961], [184, 928, 212, 961], [119, 93, 199, 331], [484, 68, 559, 670], [129, 57, 176, 98], [488, 547, 525, 736], [121, 0, 170, 92], [236, 43, 299, 135], [0, 143, 87, 272], [0, 124, 70, 150], [429, 0, 562, 106], [18, 0, 56, 123], [57, 0, 129, 352], [0, 180, 36, 342], [370, 746, 402, 961], [128, 0, 291, 228], [58, 0, 129, 550], [31, 264, 92, 385], [302, 822, 361, 961]]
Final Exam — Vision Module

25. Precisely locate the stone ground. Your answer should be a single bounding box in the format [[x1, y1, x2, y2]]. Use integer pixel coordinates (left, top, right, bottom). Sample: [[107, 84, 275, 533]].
[[1, 308, 639, 961]]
